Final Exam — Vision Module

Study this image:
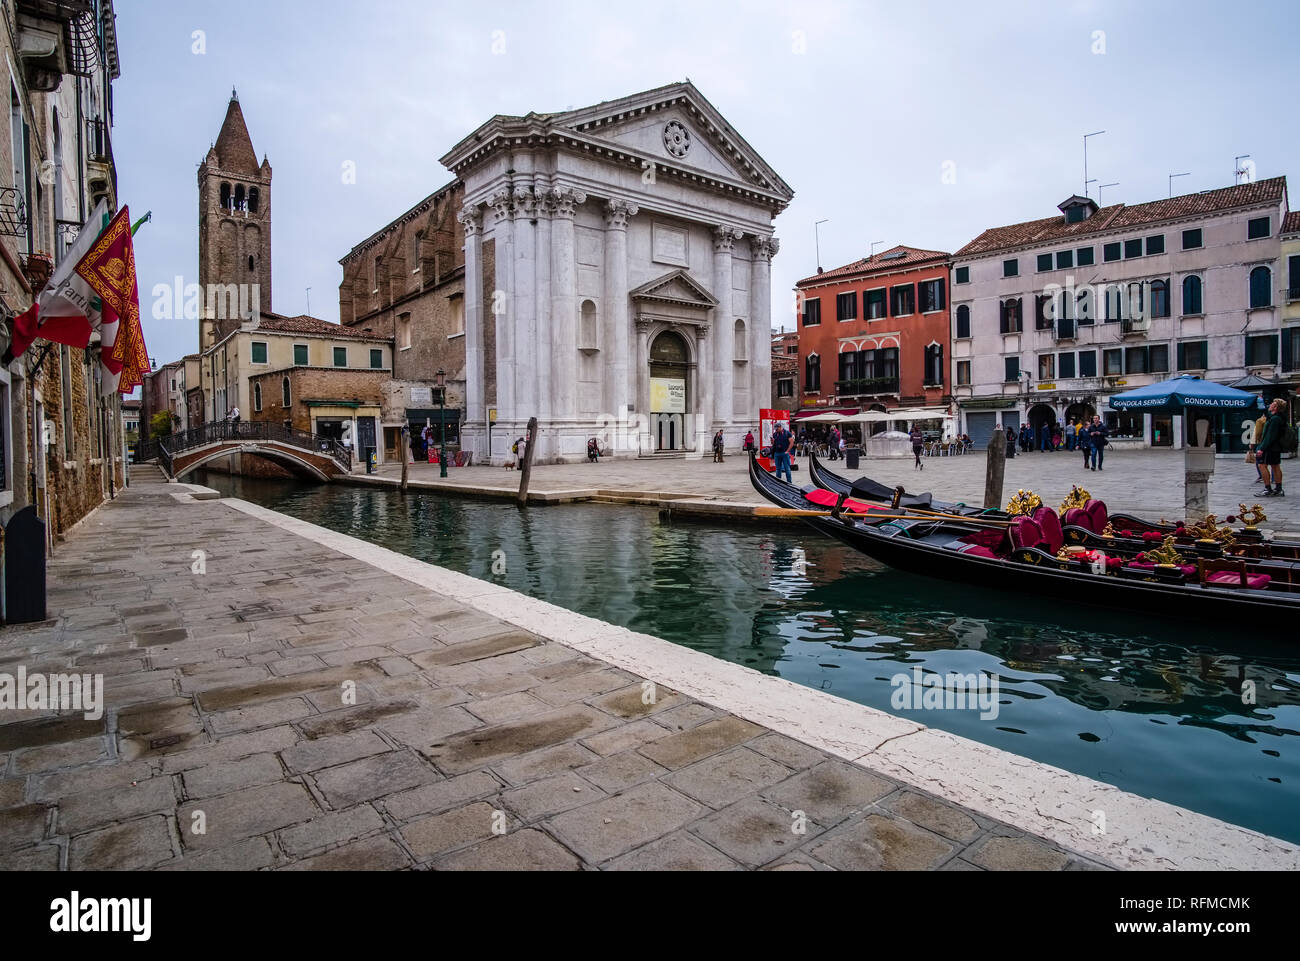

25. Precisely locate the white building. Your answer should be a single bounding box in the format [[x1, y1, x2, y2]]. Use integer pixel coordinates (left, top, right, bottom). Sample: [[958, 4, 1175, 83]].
[[440, 82, 793, 463], [950, 178, 1289, 451]]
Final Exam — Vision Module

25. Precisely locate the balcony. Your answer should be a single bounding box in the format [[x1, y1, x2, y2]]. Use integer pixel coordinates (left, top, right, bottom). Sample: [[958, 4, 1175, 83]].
[[835, 377, 899, 398], [15, 1, 92, 91], [1288, 287, 1300, 302], [1120, 317, 1150, 337], [86, 118, 117, 209], [22, 252, 53, 292]]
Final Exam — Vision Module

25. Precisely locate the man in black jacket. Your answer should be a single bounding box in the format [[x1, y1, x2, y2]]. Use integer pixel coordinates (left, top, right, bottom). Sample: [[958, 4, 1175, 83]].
[[1259, 398, 1289, 497], [1086, 415, 1108, 470]]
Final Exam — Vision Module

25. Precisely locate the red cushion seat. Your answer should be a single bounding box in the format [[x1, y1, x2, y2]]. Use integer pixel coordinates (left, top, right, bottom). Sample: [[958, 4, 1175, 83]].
[[1126, 561, 1197, 577], [1062, 507, 1093, 533], [1085, 499, 1108, 534], [1206, 571, 1271, 590], [1032, 507, 1065, 555], [803, 489, 880, 513], [1009, 516, 1045, 551]]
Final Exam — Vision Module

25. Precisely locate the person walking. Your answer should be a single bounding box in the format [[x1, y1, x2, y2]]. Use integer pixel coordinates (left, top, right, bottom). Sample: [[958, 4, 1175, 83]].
[[771, 422, 793, 484], [1251, 410, 1269, 486], [712, 429, 725, 463], [1259, 398, 1289, 497], [1078, 420, 1092, 470], [909, 426, 924, 471], [1051, 426, 1062, 451], [1065, 420, 1076, 452], [1038, 422, 1051, 452], [227, 406, 241, 438], [1086, 415, 1108, 470], [743, 429, 756, 454]]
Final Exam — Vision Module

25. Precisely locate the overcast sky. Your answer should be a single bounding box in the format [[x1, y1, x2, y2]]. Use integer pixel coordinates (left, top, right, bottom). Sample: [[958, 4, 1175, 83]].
[[116, 0, 1299, 371]]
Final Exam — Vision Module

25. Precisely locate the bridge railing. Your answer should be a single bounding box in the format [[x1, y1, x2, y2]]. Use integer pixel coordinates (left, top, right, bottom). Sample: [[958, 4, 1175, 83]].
[[157, 421, 353, 473]]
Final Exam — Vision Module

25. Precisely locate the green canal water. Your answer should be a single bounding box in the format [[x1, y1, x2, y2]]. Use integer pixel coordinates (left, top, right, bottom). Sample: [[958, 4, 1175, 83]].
[[199, 472, 1300, 844]]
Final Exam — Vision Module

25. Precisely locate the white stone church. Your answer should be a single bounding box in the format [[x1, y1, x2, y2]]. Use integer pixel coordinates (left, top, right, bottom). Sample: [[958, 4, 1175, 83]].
[[442, 81, 794, 463]]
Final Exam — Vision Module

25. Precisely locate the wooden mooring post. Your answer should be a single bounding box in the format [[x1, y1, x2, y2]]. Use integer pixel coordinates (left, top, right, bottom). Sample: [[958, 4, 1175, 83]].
[[983, 429, 1006, 510], [517, 417, 538, 506]]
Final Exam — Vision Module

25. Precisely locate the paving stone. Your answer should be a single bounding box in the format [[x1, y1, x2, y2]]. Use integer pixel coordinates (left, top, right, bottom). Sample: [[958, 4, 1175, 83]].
[[320, 645, 394, 666], [382, 771, 502, 822], [762, 761, 895, 826], [577, 750, 669, 793], [433, 828, 583, 871], [279, 804, 385, 856], [69, 815, 174, 870], [58, 776, 177, 834], [639, 716, 765, 770], [807, 814, 954, 871], [665, 747, 792, 809], [281, 834, 410, 870], [968, 835, 1069, 871], [411, 632, 537, 668], [529, 669, 631, 706], [493, 742, 602, 786], [311, 750, 437, 808], [178, 781, 319, 851], [0, 803, 49, 845], [269, 655, 326, 676], [0, 714, 105, 751], [182, 753, 284, 799], [280, 730, 390, 774], [691, 796, 818, 867], [380, 706, 483, 753], [425, 705, 613, 775], [158, 726, 300, 772], [651, 702, 725, 731], [209, 697, 316, 734], [460, 672, 539, 699], [940, 857, 985, 871], [401, 801, 500, 859], [0, 778, 27, 808], [885, 791, 982, 842], [159, 836, 276, 871], [605, 831, 742, 871], [11, 736, 110, 774], [376, 656, 420, 677], [579, 718, 671, 757], [465, 690, 551, 724], [295, 698, 424, 740], [588, 683, 686, 720], [747, 732, 828, 772], [547, 781, 707, 864], [501, 771, 606, 822], [0, 843, 61, 870]]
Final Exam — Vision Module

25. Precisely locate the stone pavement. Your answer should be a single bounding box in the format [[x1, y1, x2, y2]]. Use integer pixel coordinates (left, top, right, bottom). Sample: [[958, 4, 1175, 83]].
[[0, 471, 1112, 871], [361, 448, 1300, 531]]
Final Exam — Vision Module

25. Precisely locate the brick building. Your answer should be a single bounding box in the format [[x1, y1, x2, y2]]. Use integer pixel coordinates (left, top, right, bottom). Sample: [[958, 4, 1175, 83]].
[[338, 180, 467, 462], [793, 245, 952, 417], [771, 328, 799, 411]]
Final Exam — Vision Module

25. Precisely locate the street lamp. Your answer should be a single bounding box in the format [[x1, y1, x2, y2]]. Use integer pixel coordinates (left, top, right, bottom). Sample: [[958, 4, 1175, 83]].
[[436, 368, 448, 479]]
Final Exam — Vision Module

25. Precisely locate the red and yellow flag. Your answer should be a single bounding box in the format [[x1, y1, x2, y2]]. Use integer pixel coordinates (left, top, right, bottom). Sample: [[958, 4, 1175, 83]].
[[74, 205, 149, 394]]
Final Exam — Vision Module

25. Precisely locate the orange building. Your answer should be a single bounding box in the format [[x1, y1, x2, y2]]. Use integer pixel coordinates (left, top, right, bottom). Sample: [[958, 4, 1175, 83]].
[[793, 245, 951, 414]]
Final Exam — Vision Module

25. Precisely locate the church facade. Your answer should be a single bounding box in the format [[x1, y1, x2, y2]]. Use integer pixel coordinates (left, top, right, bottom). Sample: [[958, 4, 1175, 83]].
[[440, 82, 793, 463]]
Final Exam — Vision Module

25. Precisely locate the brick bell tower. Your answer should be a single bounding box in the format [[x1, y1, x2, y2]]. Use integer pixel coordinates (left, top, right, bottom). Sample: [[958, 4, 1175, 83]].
[[197, 88, 272, 348]]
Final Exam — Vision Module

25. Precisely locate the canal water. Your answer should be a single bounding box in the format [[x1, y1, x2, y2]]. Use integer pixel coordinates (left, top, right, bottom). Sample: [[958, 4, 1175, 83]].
[[198, 472, 1300, 843]]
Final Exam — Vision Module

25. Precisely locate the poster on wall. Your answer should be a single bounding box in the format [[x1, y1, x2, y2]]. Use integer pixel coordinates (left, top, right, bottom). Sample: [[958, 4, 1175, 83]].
[[649, 377, 686, 413]]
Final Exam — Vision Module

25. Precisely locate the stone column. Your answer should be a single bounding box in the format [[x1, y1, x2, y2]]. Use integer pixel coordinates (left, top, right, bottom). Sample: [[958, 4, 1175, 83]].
[[695, 323, 712, 454], [535, 181, 553, 432], [550, 187, 585, 427], [635, 318, 653, 453], [457, 204, 484, 430], [513, 185, 539, 425], [604, 199, 638, 449], [488, 188, 515, 440], [713, 225, 742, 427], [750, 236, 777, 428]]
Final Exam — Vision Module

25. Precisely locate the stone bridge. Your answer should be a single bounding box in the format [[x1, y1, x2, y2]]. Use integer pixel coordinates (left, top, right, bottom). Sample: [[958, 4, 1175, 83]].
[[145, 422, 353, 481]]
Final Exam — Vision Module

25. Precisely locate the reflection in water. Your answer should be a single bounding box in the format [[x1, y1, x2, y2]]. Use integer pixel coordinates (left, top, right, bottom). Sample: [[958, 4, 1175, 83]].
[[199, 472, 1300, 843]]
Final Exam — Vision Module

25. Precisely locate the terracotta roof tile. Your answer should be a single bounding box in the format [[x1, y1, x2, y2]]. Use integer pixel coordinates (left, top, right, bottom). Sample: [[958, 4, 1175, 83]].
[[956, 177, 1288, 257], [797, 245, 950, 286], [1283, 210, 1300, 235], [257, 312, 386, 340]]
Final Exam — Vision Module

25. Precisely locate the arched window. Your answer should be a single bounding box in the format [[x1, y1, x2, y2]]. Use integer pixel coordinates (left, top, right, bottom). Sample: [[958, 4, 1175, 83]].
[[955, 304, 970, 339], [1182, 275, 1202, 315], [234, 184, 245, 210], [1249, 265, 1272, 309], [579, 299, 597, 350], [734, 319, 747, 361], [412, 229, 424, 268], [1077, 288, 1092, 324], [373, 255, 384, 290], [253, 383, 262, 412], [924, 344, 944, 386], [282, 377, 291, 408], [805, 353, 821, 392], [248, 187, 259, 213], [999, 298, 1022, 333], [219, 182, 231, 209], [1149, 279, 1169, 318]]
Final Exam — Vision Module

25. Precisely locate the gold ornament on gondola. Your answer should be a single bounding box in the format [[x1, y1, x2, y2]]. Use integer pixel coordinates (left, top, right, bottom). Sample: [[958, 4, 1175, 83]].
[[1144, 535, 1185, 567], [1005, 489, 1042, 517], [1185, 514, 1236, 546], [1237, 503, 1266, 531], [1101, 521, 1116, 538], [1058, 486, 1092, 515]]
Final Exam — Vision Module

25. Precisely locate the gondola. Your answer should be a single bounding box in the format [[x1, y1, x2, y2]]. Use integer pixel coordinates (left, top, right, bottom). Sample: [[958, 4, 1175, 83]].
[[750, 453, 1300, 621], [805, 450, 1300, 561]]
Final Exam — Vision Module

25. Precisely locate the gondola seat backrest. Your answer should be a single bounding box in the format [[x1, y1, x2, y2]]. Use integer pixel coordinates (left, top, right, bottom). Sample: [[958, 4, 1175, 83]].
[[1032, 507, 1065, 555], [1008, 516, 1045, 552], [1062, 507, 1093, 533], [1084, 499, 1108, 534]]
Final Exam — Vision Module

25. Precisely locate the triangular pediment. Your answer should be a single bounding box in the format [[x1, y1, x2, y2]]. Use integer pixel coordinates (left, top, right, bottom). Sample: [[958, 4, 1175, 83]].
[[629, 269, 717, 309], [552, 83, 792, 200]]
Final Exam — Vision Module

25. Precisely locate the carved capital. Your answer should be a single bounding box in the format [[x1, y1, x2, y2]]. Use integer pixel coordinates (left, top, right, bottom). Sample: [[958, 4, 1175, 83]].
[[550, 186, 587, 220], [457, 204, 482, 236], [634, 317, 653, 334], [605, 198, 639, 230], [713, 225, 743, 253], [487, 188, 513, 224], [750, 235, 779, 261], [512, 186, 539, 219]]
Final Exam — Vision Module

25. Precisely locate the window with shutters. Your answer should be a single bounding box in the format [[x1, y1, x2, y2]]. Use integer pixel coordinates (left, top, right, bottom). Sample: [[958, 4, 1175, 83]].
[[865, 288, 887, 319], [890, 283, 915, 316], [836, 291, 857, 321], [999, 298, 1022, 334], [1125, 346, 1149, 374], [1182, 228, 1202, 250], [333, 346, 347, 367], [1182, 275, 1202, 315], [1038, 354, 1054, 380], [370, 349, 383, 369], [1104, 348, 1123, 375], [1076, 246, 1094, 266], [919, 279, 945, 313], [1076, 288, 1095, 326], [802, 297, 821, 326], [1177, 340, 1207, 371], [1249, 266, 1272, 308], [1124, 238, 1143, 259], [924, 344, 943, 386], [1150, 279, 1170, 318], [1248, 217, 1270, 239], [293, 343, 308, 365], [1150, 344, 1169, 373], [1103, 242, 1121, 262], [1289, 256, 1300, 300], [1037, 253, 1053, 272], [1058, 352, 1076, 378], [1056, 250, 1073, 270], [1034, 294, 1052, 330], [956, 360, 971, 386], [1002, 259, 1018, 278], [1283, 327, 1300, 372], [1145, 235, 1165, 255], [1004, 356, 1020, 382], [805, 354, 821, 391], [954, 266, 970, 284], [1245, 334, 1278, 367], [1078, 350, 1097, 377], [956, 304, 971, 339], [251, 341, 267, 364]]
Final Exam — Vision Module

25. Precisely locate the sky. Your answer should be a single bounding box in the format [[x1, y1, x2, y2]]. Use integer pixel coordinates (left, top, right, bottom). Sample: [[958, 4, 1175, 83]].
[[115, 0, 1300, 372]]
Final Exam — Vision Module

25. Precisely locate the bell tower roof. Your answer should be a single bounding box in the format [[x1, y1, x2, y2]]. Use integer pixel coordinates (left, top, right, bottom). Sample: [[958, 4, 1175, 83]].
[[213, 91, 261, 176]]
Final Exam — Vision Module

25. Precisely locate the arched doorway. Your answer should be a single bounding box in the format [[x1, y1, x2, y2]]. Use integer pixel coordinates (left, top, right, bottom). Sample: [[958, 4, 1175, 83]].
[[1064, 402, 1096, 427], [649, 330, 690, 451], [1027, 403, 1057, 445]]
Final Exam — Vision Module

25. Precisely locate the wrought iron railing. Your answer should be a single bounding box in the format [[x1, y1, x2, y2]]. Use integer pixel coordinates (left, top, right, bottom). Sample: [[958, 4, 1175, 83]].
[[834, 377, 900, 397], [151, 421, 352, 476]]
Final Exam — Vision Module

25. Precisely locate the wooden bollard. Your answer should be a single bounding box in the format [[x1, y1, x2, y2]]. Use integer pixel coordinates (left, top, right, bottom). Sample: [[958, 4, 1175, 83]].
[[984, 429, 1006, 510], [517, 416, 538, 506]]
